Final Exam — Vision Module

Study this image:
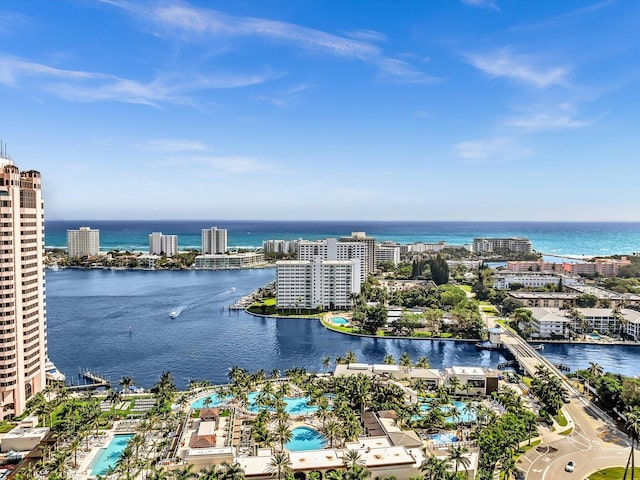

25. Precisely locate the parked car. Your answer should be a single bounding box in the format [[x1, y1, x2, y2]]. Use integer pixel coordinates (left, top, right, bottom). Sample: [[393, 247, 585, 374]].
[[565, 460, 575, 472]]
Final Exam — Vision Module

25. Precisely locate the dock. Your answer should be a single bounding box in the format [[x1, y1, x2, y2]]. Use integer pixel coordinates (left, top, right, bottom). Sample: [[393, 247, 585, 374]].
[[71, 368, 112, 390]]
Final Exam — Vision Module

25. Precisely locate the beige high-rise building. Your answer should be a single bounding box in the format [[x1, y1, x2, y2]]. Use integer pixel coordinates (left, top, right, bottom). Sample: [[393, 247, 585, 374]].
[[0, 156, 47, 419], [67, 226, 100, 257]]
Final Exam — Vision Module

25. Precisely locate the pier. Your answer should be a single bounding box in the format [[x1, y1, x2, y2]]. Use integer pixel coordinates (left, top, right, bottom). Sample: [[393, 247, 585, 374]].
[[72, 368, 112, 390]]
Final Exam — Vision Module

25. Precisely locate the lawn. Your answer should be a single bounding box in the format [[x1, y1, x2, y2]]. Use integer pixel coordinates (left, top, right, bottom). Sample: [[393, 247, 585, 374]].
[[589, 467, 640, 479]]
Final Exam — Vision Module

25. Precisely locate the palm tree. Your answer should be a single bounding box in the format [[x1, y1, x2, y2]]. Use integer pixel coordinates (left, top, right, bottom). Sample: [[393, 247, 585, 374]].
[[267, 452, 292, 480], [416, 356, 431, 368], [119, 375, 135, 394], [274, 420, 293, 451], [323, 355, 332, 371], [383, 354, 396, 365], [173, 463, 198, 480], [344, 350, 358, 364], [399, 352, 413, 368], [448, 376, 462, 396], [217, 461, 245, 480], [323, 419, 342, 448], [448, 445, 471, 475], [500, 448, 518, 480], [624, 407, 640, 480], [420, 455, 449, 480], [199, 465, 220, 480], [343, 449, 365, 471]]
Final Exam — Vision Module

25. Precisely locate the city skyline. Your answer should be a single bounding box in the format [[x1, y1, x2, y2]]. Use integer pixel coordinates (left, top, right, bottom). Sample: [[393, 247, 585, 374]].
[[1, 0, 639, 221]]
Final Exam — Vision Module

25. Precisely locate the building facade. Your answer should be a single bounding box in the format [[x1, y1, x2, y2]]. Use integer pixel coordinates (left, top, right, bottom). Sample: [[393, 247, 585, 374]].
[[375, 245, 401, 265], [472, 237, 532, 254], [148, 232, 178, 257], [339, 232, 376, 276], [0, 159, 47, 419], [66, 226, 100, 256], [194, 252, 264, 269], [276, 258, 361, 310], [201, 227, 227, 254], [493, 272, 582, 290], [298, 237, 369, 282]]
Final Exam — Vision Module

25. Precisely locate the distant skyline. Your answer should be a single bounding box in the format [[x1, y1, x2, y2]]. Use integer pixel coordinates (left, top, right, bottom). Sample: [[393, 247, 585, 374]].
[[1, 0, 639, 221]]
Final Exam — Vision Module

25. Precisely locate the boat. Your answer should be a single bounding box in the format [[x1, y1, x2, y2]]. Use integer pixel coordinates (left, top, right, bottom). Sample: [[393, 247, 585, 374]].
[[531, 344, 544, 350], [169, 311, 179, 319], [45, 358, 66, 383]]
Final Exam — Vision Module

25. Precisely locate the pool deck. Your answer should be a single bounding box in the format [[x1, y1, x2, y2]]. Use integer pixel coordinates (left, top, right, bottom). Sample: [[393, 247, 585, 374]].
[[68, 419, 141, 480]]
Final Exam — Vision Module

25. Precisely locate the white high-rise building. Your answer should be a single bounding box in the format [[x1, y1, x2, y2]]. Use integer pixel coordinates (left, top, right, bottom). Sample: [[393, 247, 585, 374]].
[[276, 258, 361, 310], [297, 238, 369, 282], [201, 227, 227, 254], [0, 156, 47, 419], [67, 226, 100, 256], [148, 232, 178, 257]]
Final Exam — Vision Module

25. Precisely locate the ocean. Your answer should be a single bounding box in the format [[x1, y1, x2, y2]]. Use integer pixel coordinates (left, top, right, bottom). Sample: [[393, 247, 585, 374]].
[[45, 220, 640, 256]]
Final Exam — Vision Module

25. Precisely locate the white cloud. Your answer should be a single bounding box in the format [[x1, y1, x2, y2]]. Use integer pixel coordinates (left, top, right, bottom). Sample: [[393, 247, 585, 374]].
[[0, 53, 277, 106], [343, 29, 388, 43], [466, 48, 570, 88], [0, 11, 31, 34], [199, 156, 268, 175], [136, 139, 208, 152], [461, 0, 500, 11], [453, 136, 531, 163], [507, 113, 593, 131], [105, 1, 434, 83]]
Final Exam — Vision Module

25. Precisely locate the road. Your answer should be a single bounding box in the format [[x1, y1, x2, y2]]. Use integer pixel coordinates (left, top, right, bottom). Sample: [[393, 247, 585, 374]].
[[479, 308, 635, 479]]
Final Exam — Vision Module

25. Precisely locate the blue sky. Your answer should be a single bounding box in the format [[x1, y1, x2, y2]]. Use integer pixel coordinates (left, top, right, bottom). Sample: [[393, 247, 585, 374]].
[[0, 0, 639, 221]]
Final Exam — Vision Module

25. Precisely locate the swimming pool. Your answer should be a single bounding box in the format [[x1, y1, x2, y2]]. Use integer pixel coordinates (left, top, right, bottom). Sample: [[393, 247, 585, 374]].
[[331, 317, 349, 325], [89, 434, 134, 476], [191, 393, 230, 409], [247, 392, 318, 415], [193, 392, 318, 416], [428, 432, 458, 444], [413, 400, 478, 424], [285, 427, 327, 451]]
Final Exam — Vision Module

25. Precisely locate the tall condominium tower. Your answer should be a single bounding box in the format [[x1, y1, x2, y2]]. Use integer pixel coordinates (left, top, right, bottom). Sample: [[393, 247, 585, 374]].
[[201, 227, 227, 254], [67, 226, 100, 256], [0, 156, 47, 419], [149, 232, 178, 257]]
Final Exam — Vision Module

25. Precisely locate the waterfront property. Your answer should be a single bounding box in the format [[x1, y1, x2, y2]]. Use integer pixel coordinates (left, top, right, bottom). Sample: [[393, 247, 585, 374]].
[[0, 158, 48, 419], [194, 252, 266, 269], [527, 307, 640, 339], [67, 226, 100, 257]]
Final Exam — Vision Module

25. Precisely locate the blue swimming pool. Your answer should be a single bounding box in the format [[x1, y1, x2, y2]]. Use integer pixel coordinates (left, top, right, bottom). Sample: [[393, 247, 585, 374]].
[[247, 392, 318, 415], [331, 317, 349, 325], [192, 391, 318, 416], [413, 400, 478, 424], [428, 432, 458, 444], [90, 434, 134, 476], [285, 427, 327, 451]]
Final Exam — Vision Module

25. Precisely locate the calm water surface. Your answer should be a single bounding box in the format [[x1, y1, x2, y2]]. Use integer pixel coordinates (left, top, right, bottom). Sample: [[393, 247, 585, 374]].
[[46, 269, 640, 389]]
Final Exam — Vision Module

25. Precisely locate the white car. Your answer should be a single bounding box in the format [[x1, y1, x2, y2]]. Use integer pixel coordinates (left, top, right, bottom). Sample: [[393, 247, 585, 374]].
[[565, 460, 575, 472]]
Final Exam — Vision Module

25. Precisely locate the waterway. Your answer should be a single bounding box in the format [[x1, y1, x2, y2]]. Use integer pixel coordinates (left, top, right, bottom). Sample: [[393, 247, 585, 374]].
[[46, 269, 640, 390]]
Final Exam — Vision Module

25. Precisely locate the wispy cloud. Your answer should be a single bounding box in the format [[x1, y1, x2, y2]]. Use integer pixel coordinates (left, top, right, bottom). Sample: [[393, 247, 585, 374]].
[[0, 11, 30, 35], [506, 103, 598, 132], [103, 0, 434, 84], [251, 82, 314, 108], [136, 139, 208, 152], [461, 0, 500, 12], [507, 112, 594, 131], [453, 136, 531, 163], [343, 29, 388, 43], [466, 48, 570, 88], [510, 0, 614, 32], [0, 54, 277, 106]]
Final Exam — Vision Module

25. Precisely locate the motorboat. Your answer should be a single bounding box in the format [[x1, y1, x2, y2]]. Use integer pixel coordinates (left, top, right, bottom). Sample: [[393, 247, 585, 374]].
[[531, 344, 544, 350], [169, 310, 179, 319]]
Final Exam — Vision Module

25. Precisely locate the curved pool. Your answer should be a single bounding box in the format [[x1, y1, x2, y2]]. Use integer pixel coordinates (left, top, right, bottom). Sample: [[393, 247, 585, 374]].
[[331, 317, 349, 325], [285, 427, 327, 451]]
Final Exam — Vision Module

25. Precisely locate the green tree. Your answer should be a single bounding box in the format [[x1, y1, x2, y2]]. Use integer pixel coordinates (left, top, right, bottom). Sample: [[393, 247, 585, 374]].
[[429, 255, 450, 285]]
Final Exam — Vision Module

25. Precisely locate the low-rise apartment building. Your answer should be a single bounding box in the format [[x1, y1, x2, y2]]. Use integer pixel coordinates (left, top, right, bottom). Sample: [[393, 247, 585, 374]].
[[472, 237, 532, 254], [493, 272, 582, 289], [527, 307, 640, 339], [194, 252, 265, 269]]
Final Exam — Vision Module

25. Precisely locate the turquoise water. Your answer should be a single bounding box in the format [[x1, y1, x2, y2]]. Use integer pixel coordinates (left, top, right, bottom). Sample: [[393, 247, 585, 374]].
[[414, 400, 477, 424], [331, 317, 348, 325], [90, 434, 134, 476], [285, 427, 327, 451], [428, 432, 458, 444], [44, 220, 640, 256], [192, 392, 318, 416]]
